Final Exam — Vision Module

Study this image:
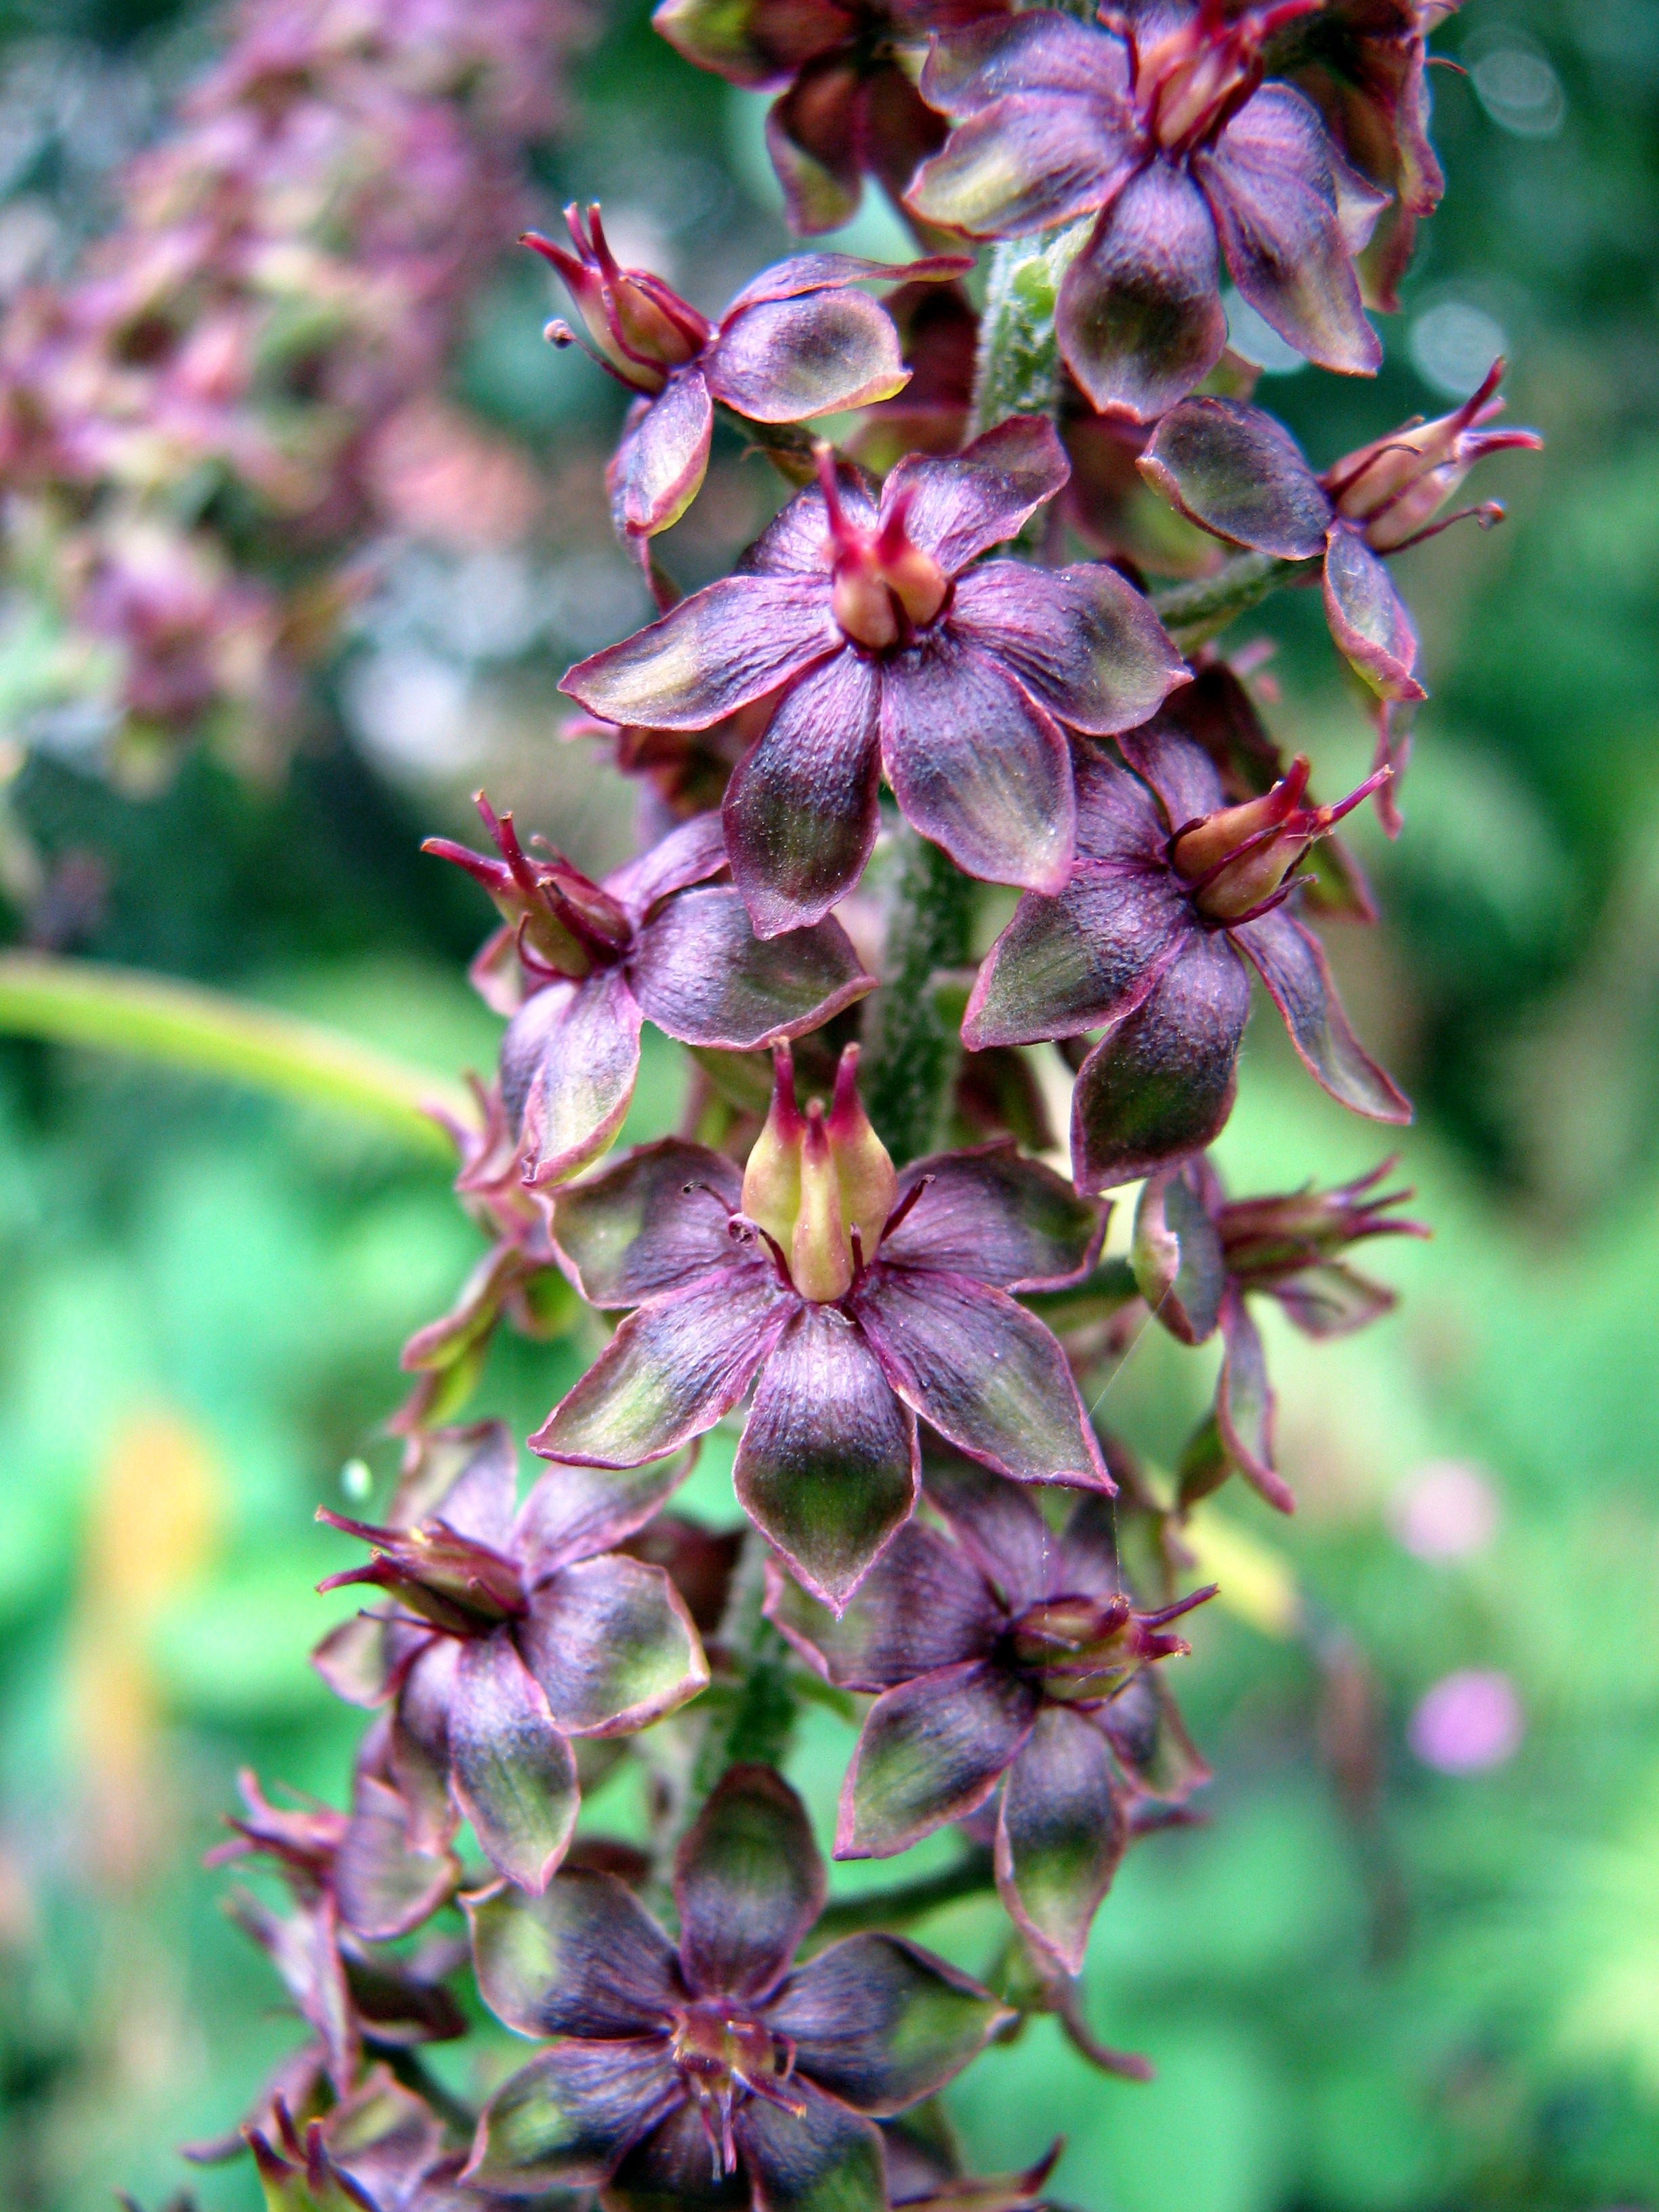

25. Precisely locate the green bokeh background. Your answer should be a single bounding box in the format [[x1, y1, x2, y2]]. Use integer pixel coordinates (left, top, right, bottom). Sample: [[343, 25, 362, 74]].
[[1, 2, 1657, 2207]]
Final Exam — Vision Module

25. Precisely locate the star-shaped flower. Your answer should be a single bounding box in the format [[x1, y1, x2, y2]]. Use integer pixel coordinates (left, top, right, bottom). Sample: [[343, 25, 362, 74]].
[[533, 1043, 1109, 1607], [464, 1765, 1008, 2208], [963, 726, 1411, 1191], [562, 419, 1187, 937], [312, 1424, 708, 1894], [769, 1455, 1211, 1971], [907, 1, 1389, 419]]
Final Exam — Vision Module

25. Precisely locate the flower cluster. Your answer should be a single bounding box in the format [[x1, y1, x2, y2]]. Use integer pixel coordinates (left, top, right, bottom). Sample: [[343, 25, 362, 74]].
[[192, 2, 1538, 2206]]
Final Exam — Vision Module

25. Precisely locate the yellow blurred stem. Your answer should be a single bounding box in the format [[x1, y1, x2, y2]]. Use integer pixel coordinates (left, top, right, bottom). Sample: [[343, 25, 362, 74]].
[[0, 950, 470, 1157], [1183, 1505, 1302, 1639]]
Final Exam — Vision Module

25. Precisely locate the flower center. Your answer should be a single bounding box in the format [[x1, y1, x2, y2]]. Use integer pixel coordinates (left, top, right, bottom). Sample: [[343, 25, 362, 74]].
[[816, 445, 949, 652], [1010, 1590, 1210, 1705], [740, 1043, 898, 1303], [671, 2002, 803, 2177], [1169, 754, 1389, 925], [1134, 0, 1319, 158]]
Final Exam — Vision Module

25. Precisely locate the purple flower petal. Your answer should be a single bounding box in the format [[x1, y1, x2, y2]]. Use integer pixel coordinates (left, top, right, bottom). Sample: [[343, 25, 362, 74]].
[[632, 885, 873, 1049], [1070, 928, 1251, 1191], [884, 417, 1069, 576], [743, 467, 876, 579], [766, 63, 863, 237], [562, 576, 839, 731], [550, 1140, 744, 1309], [706, 291, 909, 423], [905, 89, 1135, 239], [611, 369, 715, 539], [836, 1659, 1037, 1858], [518, 1555, 708, 1738], [1054, 1488, 1126, 1605], [857, 1267, 1109, 1488], [608, 811, 731, 921], [501, 969, 642, 1189], [1058, 162, 1228, 421], [1231, 905, 1411, 1122], [1214, 1285, 1292, 1513], [334, 1771, 457, 1943], [733, 2080, 886, 2212], [1098, 1668, 1210, 1802], [768, 1934, 1008, 2111], [390, 1420, 519, 1543], [1139, 398, 1333, 559], [676, 1764, 825, 2003], [720, 254, 970, 316], [1130, 1161, 1227, 1345], [962, 863, 1187, 1049], [1113, 720, 1225, 830], [447, 1632, 578, 1893], [1196, 84, 1381, 377], [466, 2039, 681, 2194], [880, 634, 1075, 894], [880, 1143, 1105, 1290], [514, 1454, 692, 1580], [734, 1305, 920, 1612], [723, 647, 882, 937], [1273, 1259, 1396, 1338], [312, 1612, 401, 1708], [467, 1867, 682, 2040], [922, 9, 1132, 117], [530, 1267, 792, 1468], [763, 1521, 1002, 1692], [609, 2100, 748, 2211], [996, 1706, 1126, 1974], [949, 560, 1188, 737], [1322, 527, 1424, 701], [923, 1452, 1057, 1616]]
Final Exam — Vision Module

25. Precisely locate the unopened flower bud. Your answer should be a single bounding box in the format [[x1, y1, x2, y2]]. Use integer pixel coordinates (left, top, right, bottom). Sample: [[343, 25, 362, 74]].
[[523, 206, 708, 395], [740, 1044, 896, 1300], [1323, 361, 1542, 554], [1171, 755, 1389, 924], [1012, 1587, 1214, 1703], [1136, 0, 1321, 157]]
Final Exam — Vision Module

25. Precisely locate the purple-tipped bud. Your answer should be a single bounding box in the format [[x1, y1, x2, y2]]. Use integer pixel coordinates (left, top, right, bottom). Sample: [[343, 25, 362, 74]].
[[1010, 1585, 1216, 1704], [1323, 361, 1542, 553], [817, 444, 949, 651], [740, 1042, 896, 1300], [523, 205, 709, 394], [1171, 753, 1391, 923], [423, 790, 632, 982]]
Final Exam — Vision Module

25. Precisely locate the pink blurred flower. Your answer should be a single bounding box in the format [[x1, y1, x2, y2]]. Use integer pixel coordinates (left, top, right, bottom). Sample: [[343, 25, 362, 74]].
[[1408, 1669, 1523, 1774], [1391, 1459, 1501, 1561]]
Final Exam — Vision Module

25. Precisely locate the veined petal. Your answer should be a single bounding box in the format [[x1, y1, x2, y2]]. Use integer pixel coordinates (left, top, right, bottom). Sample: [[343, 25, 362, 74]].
[[880, 635, 1075, 895], [996, 1707, 1125, 1975], [905, 90, 1135, 239], [551, 1140, 744, 1308], [530, 1269, 792, 1468], [649, 0, 848, 87], [518, 1555, 708, 1737], [743, 468, 877, 579], [962, 865, 1187, 1049], [855, 1268, 1109, 1489], [922, 1452, 1054, 1614], [1273, 1259, 1396, 1338], [632, 886, 872, 1049], [1231, 905, 1411, 1122], [707, 291, 909, 423], [836, 1660, 1036, 1858], [390, 1419, 518, 1543], [1322, 527, 1423, 701], [880, 1143, 1105, 1290], [720, 253, 970, 316], [1197, 84, 1381, 377], [447, 1633, 579, 1894], [501, 970, 642, 1189], [768, 1935, 1008, 2112], [676, 1764, 825, 2003], [466, 2040, 680, 2193], [1138, 398, 1332, 559], [1070, 929, 1251, 1191], [723, 647, 882, 937], [949, 560, 1187, 737], [1212, 1286, 1292, 1513], [313, 1612, 405, 1710], [607, 2100, 750, 2211], [1057, 164, 1227, 422], [920, 11, 1133, 118], [466, 1868, 681, 2039], [1054, 1488, 1126, 1605], [611, 371, 715, 539], [763, 1521, 1002, 1692], [335, 1771, 457, 1943], [609, 811, 730, 921], [735, 2081, 886, 2212], [514, 1454, 693, 1579], [767, 60, 863, 237], [1131, 1161, 1226, 1345], [734, 1305, 920, 1612], [1098, 1667, 1210, 1801], [1113, 720, 1225, 831], [562, 577, 839, 731], [884, 418, 1069, 575]]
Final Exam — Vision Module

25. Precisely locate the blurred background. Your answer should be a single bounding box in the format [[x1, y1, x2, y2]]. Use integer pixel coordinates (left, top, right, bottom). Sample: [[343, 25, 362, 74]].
[[0, 0, 1655, 2205]]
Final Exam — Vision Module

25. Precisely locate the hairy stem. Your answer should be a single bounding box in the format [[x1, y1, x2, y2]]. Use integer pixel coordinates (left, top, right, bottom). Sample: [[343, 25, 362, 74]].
[[861, 825, 977, 1166], [1153, 550, 1320, 653], [971, 219, 1093, 438]]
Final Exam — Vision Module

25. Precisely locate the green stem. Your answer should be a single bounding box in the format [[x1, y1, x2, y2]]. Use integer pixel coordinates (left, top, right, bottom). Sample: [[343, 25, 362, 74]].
[[859, 825, 976, 1167], [1153, 550, 1320, 653], [0, 951, 468, 1157], [971, 220, 1094, 439], [809, 1849, 996, 1944]]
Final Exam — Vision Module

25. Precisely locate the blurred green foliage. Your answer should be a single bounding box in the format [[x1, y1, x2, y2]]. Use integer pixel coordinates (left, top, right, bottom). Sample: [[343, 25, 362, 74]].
[[0, 1, 1656, 2209]]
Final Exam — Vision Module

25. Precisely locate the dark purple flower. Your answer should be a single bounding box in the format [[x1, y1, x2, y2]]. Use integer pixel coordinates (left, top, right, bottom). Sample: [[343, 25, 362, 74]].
[[653, 0, 1011, 234], [1132, 1151, 1426, 1509], [312, 1423, 708, 1895], [428, 798, 872, 1184], [907, 2, 1388, 420], [562, 419, 1187, 937], [464, 1765, 1007, 2206], [962, 727, 1411, 1191], [525, 212, 967, 559], [533, 1043, 1110, 1607], [767, 1456, 1210, 1971], [1138, 365, 1542, 704]]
